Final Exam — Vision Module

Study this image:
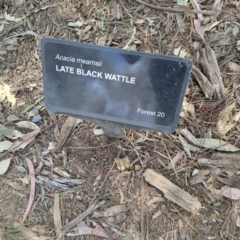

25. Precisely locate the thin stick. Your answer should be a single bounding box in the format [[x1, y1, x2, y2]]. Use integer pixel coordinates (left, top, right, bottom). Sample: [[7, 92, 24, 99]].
[[135, 0, 217, 16], [60, 200, 105, 234]]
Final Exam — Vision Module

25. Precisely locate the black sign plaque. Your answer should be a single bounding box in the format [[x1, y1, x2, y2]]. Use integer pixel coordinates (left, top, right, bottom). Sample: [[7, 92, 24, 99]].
[[41, 38, 192, 133]]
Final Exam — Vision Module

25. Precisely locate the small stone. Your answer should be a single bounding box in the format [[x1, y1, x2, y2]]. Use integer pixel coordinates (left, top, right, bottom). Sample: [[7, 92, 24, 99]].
[[32, 114, 42, 123]]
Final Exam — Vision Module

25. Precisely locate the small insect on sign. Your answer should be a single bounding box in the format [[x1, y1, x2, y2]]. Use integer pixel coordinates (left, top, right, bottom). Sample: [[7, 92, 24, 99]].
[[41, 38, 192, 137]]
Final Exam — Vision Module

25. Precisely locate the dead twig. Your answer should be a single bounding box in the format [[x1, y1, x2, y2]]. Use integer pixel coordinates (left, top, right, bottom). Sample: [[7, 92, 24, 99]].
[[135, 0, 217, 16], [143, 169, 202, 213], [60, 200, 105, 235]]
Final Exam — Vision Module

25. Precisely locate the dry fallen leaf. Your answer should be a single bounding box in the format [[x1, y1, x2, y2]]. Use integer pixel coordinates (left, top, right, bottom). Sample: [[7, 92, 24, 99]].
[[67, 20, 84, 27], [66, 220, 109, 239], [11, 130, 40, 151], [54, 167, 70, 178], [18, 175, 30, 185], [0, 158, 11, 175], [133, 18, 145, 25], [0, 141, 13, 152], [0, 22, 4, 33], [0, 83, 16, 106], [177, 0, 189, 6], [31, 225, 48, 234], [179, 49, 188, 58], [217, 102, 236, 135], [236, 214, 240, 228], [16, 121, 40, 130], [0, 85, 6, 102], [197, 138, 239, 152], [203, 20, 222, 32], [21, 157, 36, 223], [180, 128, 199, 146], [14, 224, 51, 240], [178, 134, 191, 157], [97, 33, 108, 46], [174, 46, 181, 56], [7, 114, 19, 122], [7, 30, 38, 39], [228, 61, 240, 72], [93, 205, 129, 218], [221, 188, 240, 200], [232, 24, 239, 36], [180, 97, 195, 118], [192, 0, 204, 40], [4, 12, 21, 22], [93, 128, 104, 135], [5, 129, 23, 140], [48, 142, 56, 150], [167, 151, 184, 170], [93, 174, 102, 186], [146, 196, 165, 206], [114, 156, 131, 171]]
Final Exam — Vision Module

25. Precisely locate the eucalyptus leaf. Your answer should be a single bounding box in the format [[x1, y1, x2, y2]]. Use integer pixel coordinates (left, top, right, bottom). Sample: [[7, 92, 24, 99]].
[[197, 138, 239, 152]]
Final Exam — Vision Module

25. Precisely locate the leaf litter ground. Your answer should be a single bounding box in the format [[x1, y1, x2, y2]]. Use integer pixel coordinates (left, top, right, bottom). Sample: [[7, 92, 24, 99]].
[[1, 0, 240, 239]]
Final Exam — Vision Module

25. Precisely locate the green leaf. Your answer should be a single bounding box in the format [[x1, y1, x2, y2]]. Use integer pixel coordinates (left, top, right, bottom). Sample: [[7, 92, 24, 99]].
[[0, 66, 4, 74], [22, 104, 35, 113], [0, 125, 14, 141], [23, 18, 27, 26], [177, 0, 188, 6], [23, 96, 44, 113], [34, 96, 44, 105], [108, 188, 115, 196], [124, 198, 132, 203], [97, 6, 106, 17]]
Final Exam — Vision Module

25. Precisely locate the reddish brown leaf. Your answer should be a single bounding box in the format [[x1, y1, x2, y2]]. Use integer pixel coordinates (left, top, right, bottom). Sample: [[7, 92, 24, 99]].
[[193, 0, 204, 40], [21, 157, 36, 223]]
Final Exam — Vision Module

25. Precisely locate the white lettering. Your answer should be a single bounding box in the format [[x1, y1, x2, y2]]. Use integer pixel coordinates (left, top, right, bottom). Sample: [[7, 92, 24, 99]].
[[70, 67, 74, 74], [92, 71, 97, 77], [105, 73, 112, 80], [76, 69, 102, 78], [55, 54, 75, 62], [97, 72, 102, 78], [137, 109, 165, 117], [76, 68, 81, 75], [56, 65, 74, 73]]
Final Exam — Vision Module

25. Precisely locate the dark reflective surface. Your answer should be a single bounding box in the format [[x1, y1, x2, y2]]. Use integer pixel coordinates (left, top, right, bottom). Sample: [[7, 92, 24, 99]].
[[41, 38, 192, 133]]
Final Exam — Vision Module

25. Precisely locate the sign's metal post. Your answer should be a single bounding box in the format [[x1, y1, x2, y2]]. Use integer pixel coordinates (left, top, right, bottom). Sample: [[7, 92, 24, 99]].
[[95, 120, 126, 138]]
